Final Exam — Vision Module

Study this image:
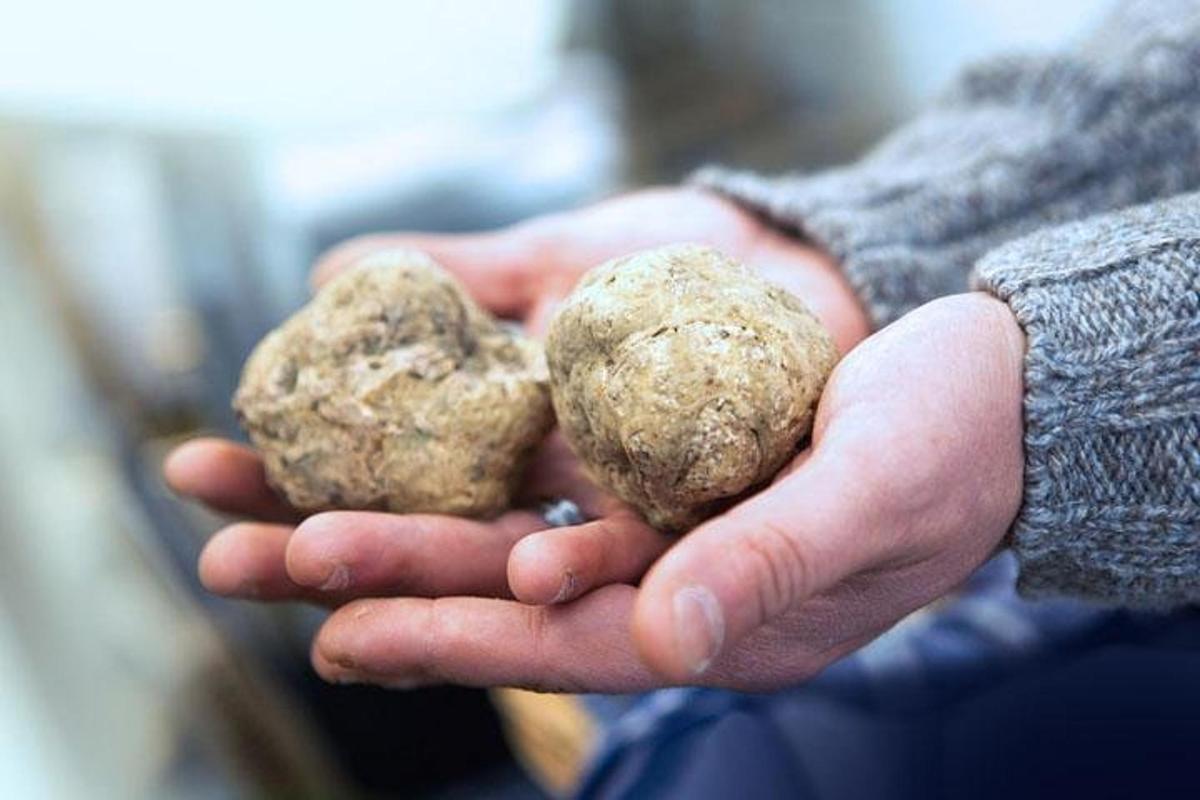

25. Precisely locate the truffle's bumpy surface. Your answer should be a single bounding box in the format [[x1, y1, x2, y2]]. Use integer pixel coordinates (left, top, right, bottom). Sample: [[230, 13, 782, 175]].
[[546, 243, 838, 532], [234, 250, 554, 517]]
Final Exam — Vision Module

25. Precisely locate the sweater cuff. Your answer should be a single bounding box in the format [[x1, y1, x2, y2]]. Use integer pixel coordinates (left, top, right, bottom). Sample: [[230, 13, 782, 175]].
[[973, 194, 1200, 608]]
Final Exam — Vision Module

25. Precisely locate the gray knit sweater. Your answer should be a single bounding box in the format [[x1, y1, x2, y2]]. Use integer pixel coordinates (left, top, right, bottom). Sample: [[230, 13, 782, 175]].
[[694, 0, 1200, 607]]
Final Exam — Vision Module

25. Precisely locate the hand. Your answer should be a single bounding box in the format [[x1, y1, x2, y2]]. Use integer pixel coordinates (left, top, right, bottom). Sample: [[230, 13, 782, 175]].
[[306, 293, 1025, 692], [165, 187, 869, 610]]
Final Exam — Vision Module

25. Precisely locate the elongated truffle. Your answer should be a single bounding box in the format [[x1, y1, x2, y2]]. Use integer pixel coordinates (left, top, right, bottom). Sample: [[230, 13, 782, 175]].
[[234, 250, 554, 517], [546, 243, 838, 532]]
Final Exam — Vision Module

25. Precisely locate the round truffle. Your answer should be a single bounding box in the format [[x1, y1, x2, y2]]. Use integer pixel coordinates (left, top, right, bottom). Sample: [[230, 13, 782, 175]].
[[233, 250, 554, 517], [546, 243, 838, 532]]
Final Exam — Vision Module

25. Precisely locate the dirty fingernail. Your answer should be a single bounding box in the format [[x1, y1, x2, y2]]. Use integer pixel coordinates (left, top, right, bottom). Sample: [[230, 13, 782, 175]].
[[319, 562, 352, 591], [552, 570, 577, 603], [672, 585, 724, 676]]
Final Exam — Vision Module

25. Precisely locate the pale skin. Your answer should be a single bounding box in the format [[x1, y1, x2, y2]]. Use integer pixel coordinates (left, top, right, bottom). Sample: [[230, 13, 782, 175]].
[[165, 187, 1026, 692]]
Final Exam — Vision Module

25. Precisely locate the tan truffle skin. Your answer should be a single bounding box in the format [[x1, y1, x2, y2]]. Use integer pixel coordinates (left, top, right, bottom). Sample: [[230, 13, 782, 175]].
[[546, 243, 838, 532], [233, 250, 554, 517]]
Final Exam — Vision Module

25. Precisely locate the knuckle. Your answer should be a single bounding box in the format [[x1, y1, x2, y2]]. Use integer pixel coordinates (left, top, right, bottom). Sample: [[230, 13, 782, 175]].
[[421, 600, 449, 671], [740, 520, 812, 622], [516, 606, 589, 693], [521, 605, 551, 669], [412, 600, 447, 684], [378, 521, 427, 590]]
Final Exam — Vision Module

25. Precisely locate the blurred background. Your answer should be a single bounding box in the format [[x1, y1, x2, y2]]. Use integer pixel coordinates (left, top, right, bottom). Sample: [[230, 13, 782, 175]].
[[0, 1, 1114, 797]]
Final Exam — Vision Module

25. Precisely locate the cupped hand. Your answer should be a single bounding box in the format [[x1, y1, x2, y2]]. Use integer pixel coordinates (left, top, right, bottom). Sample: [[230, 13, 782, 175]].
[[165, 187, 869, 611], [307, 292, 1026, 692]]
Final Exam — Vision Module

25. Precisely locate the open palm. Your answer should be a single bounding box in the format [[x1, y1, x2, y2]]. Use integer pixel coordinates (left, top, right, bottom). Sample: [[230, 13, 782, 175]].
[[297, 293, 1025, 693], [166, 187, 869, 610]]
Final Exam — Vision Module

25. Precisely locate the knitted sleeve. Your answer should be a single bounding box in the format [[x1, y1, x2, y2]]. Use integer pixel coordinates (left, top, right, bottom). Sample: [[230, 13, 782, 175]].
[[694, 1, 1200, 606], [692, 0, 1200, 329], [972, 193, 1200, 607]]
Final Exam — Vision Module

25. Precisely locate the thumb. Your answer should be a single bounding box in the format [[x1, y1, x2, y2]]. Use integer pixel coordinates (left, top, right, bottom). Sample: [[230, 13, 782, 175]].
[[631, 444, 881, 682]]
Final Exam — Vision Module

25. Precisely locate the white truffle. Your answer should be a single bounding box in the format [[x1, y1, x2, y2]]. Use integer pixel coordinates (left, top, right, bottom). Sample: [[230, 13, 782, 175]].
[[546, 244, 838, 532], [234, 250, 554, 517]]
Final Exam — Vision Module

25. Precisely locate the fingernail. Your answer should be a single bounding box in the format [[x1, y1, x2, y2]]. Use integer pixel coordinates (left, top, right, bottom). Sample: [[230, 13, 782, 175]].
[[552, 570, 577, 603], [319, 562, 351, 592], [672, 585, 724, 676]]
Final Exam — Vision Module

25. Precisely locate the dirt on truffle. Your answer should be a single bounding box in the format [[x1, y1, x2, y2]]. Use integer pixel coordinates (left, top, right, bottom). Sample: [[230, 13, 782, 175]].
[[546, 243, 838, 532], [234, 250, 554, 517]]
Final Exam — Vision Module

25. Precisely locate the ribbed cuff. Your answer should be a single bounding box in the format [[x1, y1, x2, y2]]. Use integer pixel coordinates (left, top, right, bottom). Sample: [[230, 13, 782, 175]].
[[973, 194, 1200, 607]]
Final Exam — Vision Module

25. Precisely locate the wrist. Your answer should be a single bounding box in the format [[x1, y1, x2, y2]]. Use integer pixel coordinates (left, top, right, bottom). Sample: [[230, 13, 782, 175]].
[[871, 292, 1025, 558], [964, 292, 1027, 548]]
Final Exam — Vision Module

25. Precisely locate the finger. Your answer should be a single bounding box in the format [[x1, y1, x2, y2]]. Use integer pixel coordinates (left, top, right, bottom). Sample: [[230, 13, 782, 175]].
[[164, 438, 299, 523], [286, 510, 544, 599], [199, 522, 313, 601], [310, 228, 543, 318], [311, 585, 664, 693], [632, 441, 887, 682], [507, 514, 671, 605]]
